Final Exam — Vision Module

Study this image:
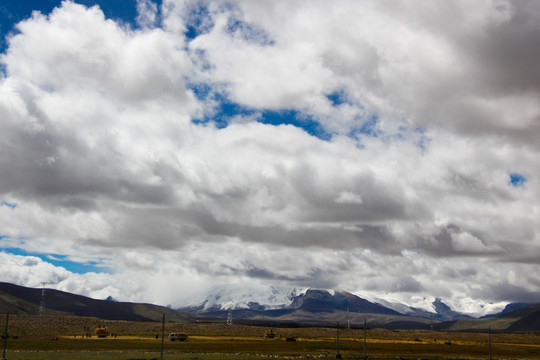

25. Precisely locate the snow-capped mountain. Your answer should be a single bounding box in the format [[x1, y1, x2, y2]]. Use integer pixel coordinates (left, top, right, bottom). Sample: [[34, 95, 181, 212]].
[[179, 288, 418, 328], [177, 285, 505, 322], [181, 284, 308, 311], [359, 293, 507, 319]]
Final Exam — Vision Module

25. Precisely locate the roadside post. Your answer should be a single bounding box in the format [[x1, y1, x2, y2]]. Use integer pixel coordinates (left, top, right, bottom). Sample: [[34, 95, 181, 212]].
[[2, 313, 8, 360], [488, 326, 492, 360], [336, 321, 342, 359], [160, 313, 165, 360], [363, 319, 367, 360]]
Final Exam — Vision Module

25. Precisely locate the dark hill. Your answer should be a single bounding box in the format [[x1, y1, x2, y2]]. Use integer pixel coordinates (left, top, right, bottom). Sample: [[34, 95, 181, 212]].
[[0, 282, 188, 322], [483, 302, 536, 318], [288, 289, 401, 315], [503, 303, 540, 332], [438, 302, 540, 332]]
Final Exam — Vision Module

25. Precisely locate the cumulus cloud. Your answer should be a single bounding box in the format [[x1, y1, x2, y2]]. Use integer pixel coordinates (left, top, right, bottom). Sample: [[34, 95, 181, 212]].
[[182, 0, 540, 143], [136, 0, 159, 28], [0, 0, 539, 310]]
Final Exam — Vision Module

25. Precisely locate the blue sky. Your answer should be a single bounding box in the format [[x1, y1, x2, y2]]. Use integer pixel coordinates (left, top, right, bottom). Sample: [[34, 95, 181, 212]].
[[0, 1, 342, 140], [0, 1, 142, 52], [0, 0, 539, 312], [2, 246, 104, 274]]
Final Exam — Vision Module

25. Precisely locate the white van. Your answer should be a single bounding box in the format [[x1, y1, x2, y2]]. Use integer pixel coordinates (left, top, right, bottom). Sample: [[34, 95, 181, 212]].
[[168, 332, 188, 341]]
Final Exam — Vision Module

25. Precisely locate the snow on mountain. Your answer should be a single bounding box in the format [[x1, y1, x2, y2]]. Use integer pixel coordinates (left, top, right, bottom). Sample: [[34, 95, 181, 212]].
[[178, 284, 507, 319], [357, 292, 507, 318], [370, 297, 432, 317], [440, 298, 507, 318], [181, 284, 307, 311], [353, 292, 436, 315]]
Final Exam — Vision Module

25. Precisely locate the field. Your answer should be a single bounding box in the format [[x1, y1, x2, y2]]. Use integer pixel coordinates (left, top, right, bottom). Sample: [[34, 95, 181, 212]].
[[2, 315, 540, 359]]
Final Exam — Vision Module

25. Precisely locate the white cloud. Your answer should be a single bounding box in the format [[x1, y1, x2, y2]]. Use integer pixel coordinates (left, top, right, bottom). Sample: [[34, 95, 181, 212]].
[[335, 191, 363, 205], [136, 0, 159, 28], [182, 0, 540, 143], [0, 0, 539, 309], [0, 252, 73, 288]]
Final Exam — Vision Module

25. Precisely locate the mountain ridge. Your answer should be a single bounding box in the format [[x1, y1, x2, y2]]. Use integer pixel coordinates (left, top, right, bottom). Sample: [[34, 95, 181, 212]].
[[2, 282, 539, 331], [0, 281, 188, 322], [179, 288, 473, 328]]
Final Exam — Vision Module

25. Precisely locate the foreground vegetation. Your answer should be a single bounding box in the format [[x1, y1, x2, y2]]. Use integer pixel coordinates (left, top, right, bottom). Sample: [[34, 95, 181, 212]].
[[1, 315, 540, 359]]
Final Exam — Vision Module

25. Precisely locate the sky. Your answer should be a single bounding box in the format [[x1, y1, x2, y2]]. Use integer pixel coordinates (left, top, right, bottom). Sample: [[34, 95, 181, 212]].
[[0, 0, 539, 314]]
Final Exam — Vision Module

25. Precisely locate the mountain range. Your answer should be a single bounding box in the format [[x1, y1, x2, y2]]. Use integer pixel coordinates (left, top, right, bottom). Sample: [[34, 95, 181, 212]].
[[0, 281, 187, 322], [179, 288, 461, 328], [1, 282, 539, 331], [178, 287, 540, 331]]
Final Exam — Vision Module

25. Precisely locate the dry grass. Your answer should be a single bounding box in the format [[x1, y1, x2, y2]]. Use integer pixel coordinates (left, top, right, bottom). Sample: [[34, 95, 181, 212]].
[[1, 315, 540, 359]]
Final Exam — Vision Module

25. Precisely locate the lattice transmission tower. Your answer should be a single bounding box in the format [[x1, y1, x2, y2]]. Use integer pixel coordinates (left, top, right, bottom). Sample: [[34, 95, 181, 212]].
[[38, 283, 46, 316]]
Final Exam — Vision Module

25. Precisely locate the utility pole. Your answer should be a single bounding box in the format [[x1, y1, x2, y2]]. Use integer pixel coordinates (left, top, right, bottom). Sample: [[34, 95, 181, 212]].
[[336, 321, 342, 359], [363, 319, 367, 360], [160, 313, 165, 360], [488, 326, 492, 360], [2, 313, 8, 360]]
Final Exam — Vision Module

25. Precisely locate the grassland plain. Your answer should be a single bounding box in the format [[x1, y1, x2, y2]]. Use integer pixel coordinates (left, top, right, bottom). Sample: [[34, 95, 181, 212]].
[[1, 315, 540, 359]]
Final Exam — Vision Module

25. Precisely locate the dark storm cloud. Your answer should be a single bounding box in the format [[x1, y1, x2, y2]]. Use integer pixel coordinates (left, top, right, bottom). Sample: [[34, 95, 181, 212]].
[[93, 203, 400, 252], [0, 116, 178, 209], [482, 282, 540, 303], [389, 276, 425, 293], [413, 224, 505, 257], [241, 263, 339, 288], [466, 1, 540, 94], [447, 171, 512, 203]]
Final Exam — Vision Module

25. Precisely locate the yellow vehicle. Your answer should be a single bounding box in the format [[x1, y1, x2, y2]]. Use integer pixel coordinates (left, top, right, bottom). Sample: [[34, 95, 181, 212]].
[[94, 325, 109, 338]]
